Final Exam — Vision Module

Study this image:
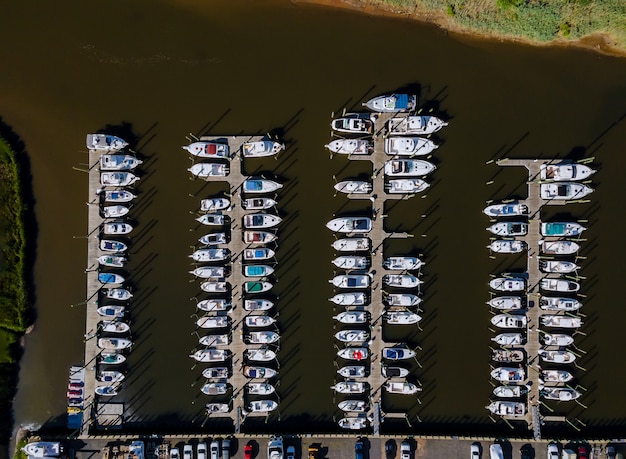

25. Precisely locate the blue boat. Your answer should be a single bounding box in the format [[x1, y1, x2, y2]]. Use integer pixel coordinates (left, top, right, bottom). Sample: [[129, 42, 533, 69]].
[[243, 178, 283, 194], [98, 273, 125, 284], [244, 265, 274, 277], [541, 222, 586, 237]]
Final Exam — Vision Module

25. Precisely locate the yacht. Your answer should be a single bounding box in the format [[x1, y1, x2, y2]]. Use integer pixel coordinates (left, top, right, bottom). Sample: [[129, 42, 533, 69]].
[[99, 154, 142, 171], [199, 232, 227, 246], [383, 256, 424, 270], [332, 256, 369, 270], [200, 282, 229, 293], [325, 138, 373, 155], [102, 205, 129, 218], [540, 297, 582, 311], [337, 347, 369, 361], [244, 213, 282, 229], [198, 334, 230, 347], [486, 296, 523, 310], [492, 333, 524, 346], [382, 347, 416, 360], [242, 140, 285, 157], [540, 182, 594, 200], [98, 255, 127, 268], [326, 217, 372, 233], [338, 400, 368, 413], [100, 239, 128, 253], [539, 349, 577, 364], [385, 293, 422, 307], [363, 93, 417, 112], [338, 366, 366, 378], [97, 371, 125, 384], [338, 416, 368, 430], [387, 115, 448, 135], [99, 321, 130, 334], [385, 311, 422, 325], [244, 315, 276, 328], [244, 231, 277, 244], [541, 387, 582, 401], [247, 400, 278, 413], [488, 240, 526, 254], [189, 266, 225, 279], [542, 333, 574, 347], [487, 222, 528, 236], [330, 275, 371, 289], [331, 237, 371, 252], [492, 349, 524, 363], [182, 141, 229, 158], [486, 401, 526, 417], [335, 329, 370, 343], [244, 299, 274, 311], [190, 349, 230, 362], [196, 315, 230, 329], [541, 369, 574, 383], [540, 278, 581, 293], [329, 292, 368, 306], [384, 381, 421, 394], [206, 403, 230, 414], [384, 137, 438, 156], [246, 331, 280, 344], [386, 178, 430, 194], [330, 113, 374, 134], [490, 367, 525, 382], [243, 265, 275, 278], [489, 277, 526, 292], [334, 180, 372, 194], [100, 172, 139, 187], [242, 197, 277, 210], [493, 385, 525, 398], [483, 202, 528, 217], [243, 365, 278, 379], [95, 385, 119, 397], [381, 365, 409, 378], [200, 197, 230, 212], [541, 222, 586, 237], [190, 248, 229, 262], [330, 381, 367, 394], [333, 311, 370, 324], [541, 240, 580, 255], [244, 281, 273, 293], [22, 443, 62, 458], [102, 287, 133, 301], [490, 314, 528, 329], [384, 159, 436, 177], [246, 382, 276, 395], [245, 349, 277, 362], [540, 162, 596, 181], [244, 248, 275, 261], [196, 299, 230, 312], [87, 134, 128, 151], [97, 338, 132, 350], [103, 221, 133, 235], [102, 190, 136, 203], [540, 315, 583, 328], [98, 273, 125, 285], [383, 274, 422, 288], [99, 352, 126, 365], [540, 261, 580, 274], [201, 383, 230, 395], [196, 213, 226, 226], [243, 178, 283, 194]]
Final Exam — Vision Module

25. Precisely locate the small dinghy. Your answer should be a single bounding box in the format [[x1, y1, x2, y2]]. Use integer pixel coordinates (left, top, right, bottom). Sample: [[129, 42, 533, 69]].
[[542, 333, 574, 347], [201, 383, 230, 395], [331, 113, 374, 134], [103, 190, 136, 203], [199, 232, 227, 246], [95, 385, 119, 397], [196, 315, 230, 329], [325, 138, 373, 155], [87, 133, 128, 152], [337, 347, 369, 361], [247, 331, 280, 344], [99, 352, 126, 365], [100, 240, 128, 252], [383, 256, 424, 270], [243, 365, 277, 379], [190, 248, 229, 262], [382, 347, 416, 360], [244, 299, 274, 311], [489, 240, 527, 254], [98, 272, 125, 285], [98, 255, 127, 268], [196, 213, 226, 226], [381, 365, 409, 378], [245, 348, 277, 362], [540, 162, 596, 181], [244, 281, 273, 293], [493, 385, 526, 398], [541, 240, 580, 255], [486, 401, 526, 417], [490, 314, 528, 329], [540, 297, 582, 311], [333, 311, 370, 324], [245, 315, 276, 328], [539, 349, 577, 364], [97, 370, 125, 383], [335, 329, 370, 343], [189, 266, 225, 279], [100, 172, 139, 187], [247, 400, 278, 413], [541, 369, 574, 383], [199, 334, 230, 346], [242, 140, 285, 157], [384, 382, 421, 394], [200, 198, 230, 212], [338, 365, 366, 378], [244, 248, 275, 260], [487, 222, 528, 236], [487, 296, 523, 310], [102, 205, 129, 218], [338, 416, 368, 430], [492, 333, 524, 346], [206, 403, 230, 413], [363, 93, 417, 112], [242, 197, 277, 210], [385, 293, 422, 307], [99, 321, 130, 334], [334, 181, 372, 194], [102, 288, 132, 300], [540, 315, 583, 328], [331, 275, 371, 289], [188, 163, 229, 178], [490, 367, 525, 382], [246, 382, 276, 395], [98, 337, 132, 350], [483, 202, 528, 217], [99, 154, 142, 171], [196, 299, 230, 312], [244, 231, 277, 244], [243, 178, 283, 194], [384, 159, 436, 177], [326, 217, 372, 234], [541, 222, 586, 237], [540, 278, 580, 292], [385, 311, 422, 325], [244, 213, 282, 229], [338, 400, 368, 412], [540, 182, 594, 200], [489, 277, 526, 292], [103, 221, 133, 235], [541, 387, 582, 401], [202, 367, 229, 379], [386, 178, 430, 194], [540, 261, 580, 274], [332, 256, 369, 270], [331, 381, 367, 394], [329, 292, 368, 306], [383, 274, 421, 288], [190, 349, 230, 362], [492, 349, 524, 363], [182, 141, 229, 158], [200, 282, 230, 293], [387, 115, 448, 135]]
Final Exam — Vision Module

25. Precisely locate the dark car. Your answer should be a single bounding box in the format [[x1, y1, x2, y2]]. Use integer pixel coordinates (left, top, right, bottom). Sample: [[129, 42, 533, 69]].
[[520, 444, 533, 459], [355, 439, 364, 459], [385, 440, 396, 459]]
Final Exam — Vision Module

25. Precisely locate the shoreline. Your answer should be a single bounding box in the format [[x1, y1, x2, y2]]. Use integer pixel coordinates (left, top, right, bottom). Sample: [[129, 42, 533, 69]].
[[293, 0, 626, 59]]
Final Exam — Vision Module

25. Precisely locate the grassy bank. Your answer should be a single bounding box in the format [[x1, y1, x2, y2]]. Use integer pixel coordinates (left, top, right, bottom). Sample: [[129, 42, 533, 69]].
[[363, 0, 626, 53]]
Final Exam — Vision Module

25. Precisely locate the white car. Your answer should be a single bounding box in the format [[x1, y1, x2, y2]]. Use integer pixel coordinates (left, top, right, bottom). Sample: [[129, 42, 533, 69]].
[[210, 441, 220, 459], [184, 445, 193, 459], [489, 444, 503, 459], [268, 437, 284, 459], [547, 443, 559, 459], [197, 443, 207, 459], [471, 442, 481, 459], [400, 441, 411, 459], [170, 449, 180, 459]]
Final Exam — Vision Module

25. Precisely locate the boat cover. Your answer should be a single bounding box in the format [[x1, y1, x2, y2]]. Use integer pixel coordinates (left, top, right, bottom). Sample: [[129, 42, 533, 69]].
[[395, 94, 409, 109]]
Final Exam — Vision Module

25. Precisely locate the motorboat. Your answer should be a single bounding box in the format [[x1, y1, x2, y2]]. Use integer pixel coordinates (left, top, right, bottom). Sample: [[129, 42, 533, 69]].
[[200, 197, 230, 212], [242, 140, 285, 157], [486, 401, 526, 417], [244, 248, 275, 261], [332, 237, 371, 252], [332, 256, 369, 270], [330, 113, 374, 134], [102, 287, 133, 301], [103, 221, 133, 235], [103, 190, 136, 203], [99, 154, 142, 171], [540, 182, 594, 200], [242, 197, 277, 210], [326, 217, 372, 233], [244, 213, 282, 229], [338, 400, 368, 412], [337, 347, 368, 361], [540, 260, 580, 274], [244, 299, 274, 311], [540, 315, 583, 328], [330, 275, 371, 289], [99, 321, 130, 334], [492, 349, 524, 363], [384, 136, 438, 156], [190, 349, 230, 362], [383, 256, 424, 270], [206, 403, 230, 414], [487, 296, 523, 310], [488, 240, 526, 254], [541, 240, 580, 255], [385, 293, 422, 307], [247, 400, 278, 413], [182, 141, 229, 158], [98, 273, 125, 285], [386, 178, 430, 194], [243, 365, 277, 379], [188, 162, 229, 178], [100, 239, 128, 252], [387, 116, 448, 135], [542, 333, 574, 347], [325, 139, 373, 155], [493, 385, 525, 398], [243, 265, 274, 277], [334, 180, 372, 194], [483, 202, 528, 217], [542, 387, 582, 401], [492, 333, 524, 346], [540, 278, 580, 293], [102, 205, 129, 218], [490, 314, 528, 329], [489, 277, 526, 292], [490, 367, 525, 382], [244, 231, 277, 244], [196, 213, 226, 226], [329, 292, 368, 306], [363, 93, 417, 112], [539, 349, 577, 364], [98, 255, 127, 268], [97, 338, 132, 350], [541, 369, 574, 383], [338, 366, 366, 378], [100, 172, 139, 187], [99, 352, 126, 365], [189, 266, 225, 279], [199, 232, 227, 246], [335, 329, 370, 343], [247, 331, 280, 344], [201, 383, 229, 395], [333, 311, 370, 324], [338, 416, 367, 430], [196, 316, 230, 329], [196, 299, 230, 312], [87, 133, 128, 151], [200, 282, 229, 293], [541, 222, 586, 237], [382, 347, 416, 360], [385, 311, 422, 325], [202, 367, 229, 379], [487, 222, 528, 236], [540, 297, 582, 311], [97, 370, 125, 383], [95, 385, 119, 396], [246, 382, 276, 395], [190, 248, 229, 262], [384, 382, 421, 394], [383, 159, 436, 177], [198, 334, 230, 346], [245, 348, 277, 362], [244, 281, 273, 293], [540, 162, 595, 181], [331, 381, 367, 394], [245, 315, 276, 327], [383, 274, 421, 288], [381, 365, 409, 378], [243, 178, 283, 194], [22, 442, 62, 458]]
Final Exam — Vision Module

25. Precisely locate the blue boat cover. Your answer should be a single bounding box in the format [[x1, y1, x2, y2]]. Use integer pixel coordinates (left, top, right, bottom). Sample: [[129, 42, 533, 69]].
[[245, 181, 262, 191], [395, 94, 409, 109]]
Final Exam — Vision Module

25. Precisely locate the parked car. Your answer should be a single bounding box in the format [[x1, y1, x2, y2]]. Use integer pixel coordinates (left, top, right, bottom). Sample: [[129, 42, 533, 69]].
[[578, 446, 588, 459], [308, 445, 319, 459], [355, 439, 364, 459], [268, 437, 284, 459], [221, 439, 230, 459], [471, 442, 481, 459], [520, 444, 533, 459], [547, 443, 559, 459], [197, 443, 207, 459], [489, 444, 503, 459], [400, 441, 411, 459], [170, 449, 180, 459], [210, 441, 220, 459], [244, 443, 253, 459], [184, 445, 193, 459], [607, 446, 617, 459], [286, 446, 295, 459], [385, 440, 396, 459]]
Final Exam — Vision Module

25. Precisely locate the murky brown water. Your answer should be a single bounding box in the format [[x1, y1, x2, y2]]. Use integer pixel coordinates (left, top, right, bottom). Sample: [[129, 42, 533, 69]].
[[3, 0, 626, 439]]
